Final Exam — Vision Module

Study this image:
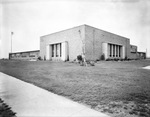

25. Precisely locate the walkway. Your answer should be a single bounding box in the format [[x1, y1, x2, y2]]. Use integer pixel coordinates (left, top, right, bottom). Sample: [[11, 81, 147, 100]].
[[0, 72, 110, 117]]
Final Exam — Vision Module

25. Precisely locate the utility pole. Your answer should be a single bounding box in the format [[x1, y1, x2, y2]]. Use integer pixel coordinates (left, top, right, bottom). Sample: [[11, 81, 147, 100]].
[[146, 48, 147, 59], [11, 32, 13, 53]]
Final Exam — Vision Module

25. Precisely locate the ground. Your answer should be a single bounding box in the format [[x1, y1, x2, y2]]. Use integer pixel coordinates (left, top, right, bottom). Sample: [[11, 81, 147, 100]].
[[0, 59, 150, 117]]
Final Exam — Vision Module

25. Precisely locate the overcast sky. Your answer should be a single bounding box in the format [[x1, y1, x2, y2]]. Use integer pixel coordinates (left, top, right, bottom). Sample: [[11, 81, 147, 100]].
[[0, 0, 150, 58]]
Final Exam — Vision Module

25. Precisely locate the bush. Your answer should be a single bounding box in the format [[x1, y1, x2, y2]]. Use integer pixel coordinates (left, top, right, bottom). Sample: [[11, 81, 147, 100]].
[[37, 56, 42, 60], [106, 58, 114, 61], [100, 54, 105, 60], [106, 58, 110, 61], [96, 59, 100, 62], [114, 58, 119, 61], [77, 55, 83, 61]]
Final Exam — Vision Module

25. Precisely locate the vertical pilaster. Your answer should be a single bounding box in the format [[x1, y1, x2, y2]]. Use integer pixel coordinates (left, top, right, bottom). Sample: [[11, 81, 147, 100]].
[[46, 45, 50, 60], [49, 45, 52, 60], [54, 44, 56, 58], [102, 43, 108, 60], [122, 46, 125, 59], [58, 43, 60, 57], [60, 43, 62, 57], [61, 41, 68, 61], [114, 45, 116, 57], [111, 44, 113, 58], [118, 45, 119, 57]]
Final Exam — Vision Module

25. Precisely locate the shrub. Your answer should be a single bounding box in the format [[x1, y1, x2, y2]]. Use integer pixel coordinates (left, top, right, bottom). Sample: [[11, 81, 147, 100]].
[[106, 58, 110, 61], [96, 59, 100, 62], [37, 56, 42, 60], [100, 54, 105, 60], [114, 58, 119, 61], [77, 55, 83, 61]]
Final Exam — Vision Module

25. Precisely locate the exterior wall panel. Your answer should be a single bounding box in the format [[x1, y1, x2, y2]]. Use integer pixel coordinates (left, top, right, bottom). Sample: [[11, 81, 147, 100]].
[[40, 25, 143, 61], [40, 25, 85, 61], [85, 25, 130, 60]]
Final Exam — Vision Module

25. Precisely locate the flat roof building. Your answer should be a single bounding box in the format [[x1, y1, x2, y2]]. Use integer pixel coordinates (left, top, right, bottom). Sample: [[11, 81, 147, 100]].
[[9, 24, 146, 61], [40, 25, 131, 61], [9, 50, 40, 60]]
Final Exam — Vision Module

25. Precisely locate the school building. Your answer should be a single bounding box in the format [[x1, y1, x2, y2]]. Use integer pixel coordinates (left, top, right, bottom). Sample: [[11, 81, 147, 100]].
[[9, 25, 146, 61], [40, 24, 146, 61]]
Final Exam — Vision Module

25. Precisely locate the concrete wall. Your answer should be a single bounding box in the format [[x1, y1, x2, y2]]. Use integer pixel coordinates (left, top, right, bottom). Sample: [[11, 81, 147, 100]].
[[85, 25, 130, 60], [40, 25, 85, 61]]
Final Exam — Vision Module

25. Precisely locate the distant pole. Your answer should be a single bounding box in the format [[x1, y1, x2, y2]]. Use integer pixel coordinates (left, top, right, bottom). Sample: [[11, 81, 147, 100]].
[[11, 32, 13, 53], [146, 48, 147, 59]]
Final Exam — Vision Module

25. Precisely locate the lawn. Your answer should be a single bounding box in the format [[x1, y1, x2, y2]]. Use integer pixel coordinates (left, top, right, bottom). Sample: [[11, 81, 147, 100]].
[[0, 59, 150, 117]]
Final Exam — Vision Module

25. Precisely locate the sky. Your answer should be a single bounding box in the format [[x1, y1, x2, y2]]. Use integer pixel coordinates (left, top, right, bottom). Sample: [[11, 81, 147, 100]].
[[0, 0, 150, 58]]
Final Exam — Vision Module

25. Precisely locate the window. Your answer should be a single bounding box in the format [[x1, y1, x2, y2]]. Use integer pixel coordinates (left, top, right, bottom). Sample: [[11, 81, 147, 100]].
[[60, 43, 61, 57], [108, 44, 122, 58], [116, 45, 118, 57], [52, 45, 54, 57], [119, 46, 121, 57], [51, 43, 62, 57], [113, 45, 115, 57], [109, 44, 112, 57], [29, 55, 35, 57]]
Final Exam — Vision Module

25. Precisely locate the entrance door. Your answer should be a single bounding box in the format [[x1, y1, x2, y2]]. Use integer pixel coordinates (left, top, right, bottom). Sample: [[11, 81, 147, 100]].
[[49, 42, 68, 61], [51, 43, 61, 61]]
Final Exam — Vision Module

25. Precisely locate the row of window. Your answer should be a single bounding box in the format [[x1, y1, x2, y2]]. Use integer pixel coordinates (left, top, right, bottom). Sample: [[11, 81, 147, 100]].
[[11, 55, 36, 58], [130, 46, 137, 53], [109, 44, 122, 57], [52, 43, 62, 57]]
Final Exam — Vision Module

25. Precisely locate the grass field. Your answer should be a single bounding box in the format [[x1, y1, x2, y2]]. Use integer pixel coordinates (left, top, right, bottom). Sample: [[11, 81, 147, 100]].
[[0, 59, 150, 117]]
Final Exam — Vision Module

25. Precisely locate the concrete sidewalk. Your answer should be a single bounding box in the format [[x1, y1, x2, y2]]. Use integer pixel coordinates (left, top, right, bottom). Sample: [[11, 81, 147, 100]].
[[0, 72, 110, 117]]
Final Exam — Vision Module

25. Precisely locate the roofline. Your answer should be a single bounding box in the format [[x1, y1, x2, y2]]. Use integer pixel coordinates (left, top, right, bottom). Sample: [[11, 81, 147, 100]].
[[9, 50, 40, 54], [137, 51, 146, 53], [40, 24, 130, 40], [130, 44, 137, 47], [40, 24, 86, 38], [84, 24, 130, 40]]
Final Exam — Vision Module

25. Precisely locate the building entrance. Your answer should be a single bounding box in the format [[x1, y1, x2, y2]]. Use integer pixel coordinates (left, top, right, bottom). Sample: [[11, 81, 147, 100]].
[[46, 41, 68, 61], [51, 43, 61, 61]]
